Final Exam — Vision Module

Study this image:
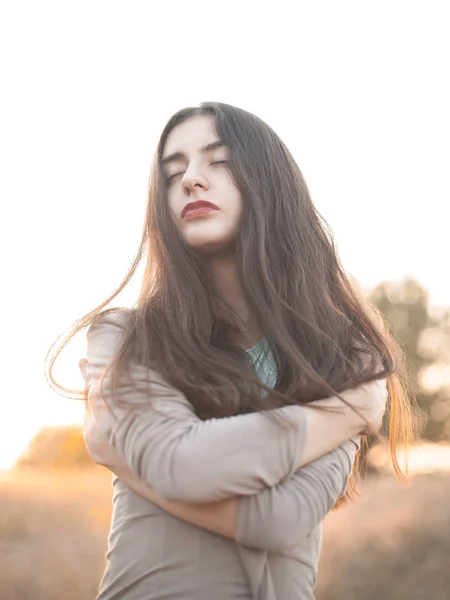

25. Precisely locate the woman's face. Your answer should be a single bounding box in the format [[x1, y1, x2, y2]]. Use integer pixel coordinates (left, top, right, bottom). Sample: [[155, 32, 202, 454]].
[[162, 115, 243, 255]]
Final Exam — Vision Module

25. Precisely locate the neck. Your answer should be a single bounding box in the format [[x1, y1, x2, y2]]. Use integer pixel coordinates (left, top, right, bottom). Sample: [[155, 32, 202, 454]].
[[207, 253, 261, 349]]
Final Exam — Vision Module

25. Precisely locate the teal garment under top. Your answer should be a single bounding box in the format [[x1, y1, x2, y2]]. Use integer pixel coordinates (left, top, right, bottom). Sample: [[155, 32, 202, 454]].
[[244, 338, 277, 394]]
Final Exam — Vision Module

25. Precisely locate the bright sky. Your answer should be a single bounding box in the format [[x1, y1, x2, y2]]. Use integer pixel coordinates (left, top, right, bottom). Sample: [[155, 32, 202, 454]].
[[1, 1, 449, 470]]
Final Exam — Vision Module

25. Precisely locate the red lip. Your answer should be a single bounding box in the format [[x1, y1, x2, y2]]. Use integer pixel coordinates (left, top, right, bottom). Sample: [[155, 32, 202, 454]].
[[181, 200, 220, 219]]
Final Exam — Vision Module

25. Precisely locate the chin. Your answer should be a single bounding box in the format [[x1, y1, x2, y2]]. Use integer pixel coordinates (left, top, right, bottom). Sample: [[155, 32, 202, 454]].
[[185, 235, 236, 256]]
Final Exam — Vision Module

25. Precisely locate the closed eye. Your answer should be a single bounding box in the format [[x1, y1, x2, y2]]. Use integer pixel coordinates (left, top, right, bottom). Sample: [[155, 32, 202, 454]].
[[166, 161, 228, 183], [167, 172, 185, 183]]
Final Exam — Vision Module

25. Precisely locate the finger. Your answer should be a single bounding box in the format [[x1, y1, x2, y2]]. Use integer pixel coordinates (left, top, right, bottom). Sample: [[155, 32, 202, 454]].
[[79, 359, 89, 393], [79, 359, 89, 380]]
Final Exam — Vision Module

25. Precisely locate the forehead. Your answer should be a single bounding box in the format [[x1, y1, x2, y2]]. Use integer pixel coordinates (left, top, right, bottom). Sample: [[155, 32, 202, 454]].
[[163, 115, 219, 157]]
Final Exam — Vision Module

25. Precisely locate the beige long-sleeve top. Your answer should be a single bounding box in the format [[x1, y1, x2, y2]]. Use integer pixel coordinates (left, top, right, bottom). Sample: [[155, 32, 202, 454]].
[[84, 311, 359, 600]]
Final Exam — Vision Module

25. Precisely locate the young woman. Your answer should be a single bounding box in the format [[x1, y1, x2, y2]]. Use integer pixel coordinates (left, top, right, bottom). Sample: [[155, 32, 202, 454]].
[[48, 102, 415, 600]]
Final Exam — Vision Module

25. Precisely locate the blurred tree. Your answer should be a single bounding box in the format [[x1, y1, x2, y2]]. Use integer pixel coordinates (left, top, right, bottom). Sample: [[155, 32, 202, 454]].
[[14, 426, 92, 469], [369, 278, 450, 441]]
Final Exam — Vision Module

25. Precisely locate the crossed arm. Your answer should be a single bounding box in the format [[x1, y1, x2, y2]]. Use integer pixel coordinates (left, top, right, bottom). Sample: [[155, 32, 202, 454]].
[[86, 413, 359, 552], [83, 311, 383, 551]]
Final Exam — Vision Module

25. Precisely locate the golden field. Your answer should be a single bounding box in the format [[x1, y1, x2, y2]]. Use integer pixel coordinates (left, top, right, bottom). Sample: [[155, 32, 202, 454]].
[[1, 466, 449, 600]]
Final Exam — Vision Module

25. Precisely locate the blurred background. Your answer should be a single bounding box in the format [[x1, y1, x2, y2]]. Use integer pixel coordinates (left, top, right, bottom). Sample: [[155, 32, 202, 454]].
[[1, 1, 449, 599]]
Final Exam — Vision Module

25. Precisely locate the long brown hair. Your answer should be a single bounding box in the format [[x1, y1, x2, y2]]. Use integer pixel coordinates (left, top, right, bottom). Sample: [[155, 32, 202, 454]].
[[46, 102, 418, 488]]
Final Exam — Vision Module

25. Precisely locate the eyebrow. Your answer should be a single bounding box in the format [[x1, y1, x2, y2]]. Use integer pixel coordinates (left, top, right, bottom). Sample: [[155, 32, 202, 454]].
[[161, 139, 226, 166]]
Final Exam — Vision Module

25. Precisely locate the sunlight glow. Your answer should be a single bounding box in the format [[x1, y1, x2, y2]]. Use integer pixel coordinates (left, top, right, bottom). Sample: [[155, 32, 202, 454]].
[[370, 443, 450, 475]]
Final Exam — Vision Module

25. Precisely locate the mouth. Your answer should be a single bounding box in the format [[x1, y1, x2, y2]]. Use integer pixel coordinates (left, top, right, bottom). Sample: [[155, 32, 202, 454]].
[[181, 200, 220, 219]]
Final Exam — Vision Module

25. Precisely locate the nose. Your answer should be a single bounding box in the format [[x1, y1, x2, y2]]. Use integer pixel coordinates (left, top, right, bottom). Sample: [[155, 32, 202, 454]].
[[181, 166, 209, 195]]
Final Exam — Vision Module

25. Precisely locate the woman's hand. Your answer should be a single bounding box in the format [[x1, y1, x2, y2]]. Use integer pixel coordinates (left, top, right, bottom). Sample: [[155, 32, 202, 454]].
[[312, 379, 389, 435], [343, 379, 388, 435]]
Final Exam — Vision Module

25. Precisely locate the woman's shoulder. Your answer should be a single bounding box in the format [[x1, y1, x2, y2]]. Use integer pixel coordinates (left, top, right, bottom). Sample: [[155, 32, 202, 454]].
[[88, 307, 134, 334], [86, 308, 135, 359]]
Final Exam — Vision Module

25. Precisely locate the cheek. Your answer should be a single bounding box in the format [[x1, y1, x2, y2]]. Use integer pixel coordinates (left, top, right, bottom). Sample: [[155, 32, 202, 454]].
[[167, 190, 180, 219]]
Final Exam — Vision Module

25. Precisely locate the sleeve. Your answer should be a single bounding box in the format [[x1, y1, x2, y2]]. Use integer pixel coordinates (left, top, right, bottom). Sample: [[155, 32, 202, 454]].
[[84, 312, 308, 503], [235, 437, 360, 552]]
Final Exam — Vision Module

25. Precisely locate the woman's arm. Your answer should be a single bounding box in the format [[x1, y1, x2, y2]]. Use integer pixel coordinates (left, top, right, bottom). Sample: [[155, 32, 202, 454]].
[[84, 311, 385, 503], [235, 439, 359, 552], [84, 419, 358, 552]]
